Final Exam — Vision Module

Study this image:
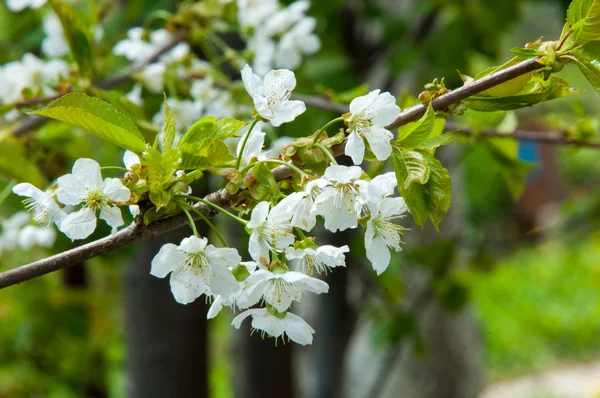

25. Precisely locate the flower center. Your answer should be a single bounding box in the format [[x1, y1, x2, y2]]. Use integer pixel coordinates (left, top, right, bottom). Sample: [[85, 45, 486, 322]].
[[85, 189, 108, 211], [184, 252, 211, 283], [23, 198, 54, 227]]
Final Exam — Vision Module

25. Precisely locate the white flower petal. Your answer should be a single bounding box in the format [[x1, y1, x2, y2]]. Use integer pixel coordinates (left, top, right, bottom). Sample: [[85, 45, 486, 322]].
[[99, 205, 124, 234], [72, 158, 104, 190], [103, 178, 131, 202], [241, 64, 263, 98], [365, 222, 392, 275], [123, 150, 141, 169], [364, 125, 394, 161], [56, 174, 87, 205], [58, 207, 97, 240], [150, 243, 186, 278], [207, 296, 224, 319], [169, 267, 209, 304], [248, 201, 270, 229], [282, 312, 315, 345], [179, 235, 208, 253], [345, 130, 366, 165]]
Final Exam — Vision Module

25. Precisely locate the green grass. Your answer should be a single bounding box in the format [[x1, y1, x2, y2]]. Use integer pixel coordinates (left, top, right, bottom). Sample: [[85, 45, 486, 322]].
[[464, 232, 600, 380]]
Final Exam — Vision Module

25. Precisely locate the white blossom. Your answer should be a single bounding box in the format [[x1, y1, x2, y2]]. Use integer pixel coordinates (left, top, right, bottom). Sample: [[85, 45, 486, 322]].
[[344, 90, 401, 165], [286, 244, 349, 275], [359, 171, 398, 204], [0, 212, 56, 254], [12, 183, 66, 228], [237, 0, 279, 30], [237, 268, 329, 312], [241, 64, 306, 127], [41, 12, 69, 58], [207, 261, 258, 319], [151, 235, 241, 304], [6, 0, 46, 12], [125, 83, 144, 107], [311, 165, 366, 232], [365, 197, 407, 275], [232, 308, 315, 345], [271, 179, 328, 232], [275, 17, 320, 70], [247, 201, 295, 263], [56, 158, 130, 240], [0, 54, 68, 105]]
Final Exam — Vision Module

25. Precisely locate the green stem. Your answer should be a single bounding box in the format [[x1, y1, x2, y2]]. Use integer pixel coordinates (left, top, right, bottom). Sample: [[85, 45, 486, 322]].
[[312, 142, 338, 165], [235, 118, 261, 170], [245, 159, 306, 178], [181, 195, 248, 225], [183, 202, 229, 247], [100, 166, 129, 172], [0, 179, 16, 207], [313, 116, 344, 143], [294, 227, 307, 240], [180, 206, 199, 237]]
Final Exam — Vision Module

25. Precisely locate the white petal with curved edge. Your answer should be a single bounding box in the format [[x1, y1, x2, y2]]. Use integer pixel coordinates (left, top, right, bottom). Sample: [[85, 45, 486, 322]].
[[345, 130, 366, 165], [370, 92, 401, 126], [103, 178, 131, 202], [370, 172, 398, 197], [281, 271, 329, 294], [231, 308, 263, 329], [349, 89, 380, 115], [150, 243, 185, 278], [323, 164, 362, 184], [58, 207, 97, 240], [99, 205, 124, 234], [248, 230, 270, 263], [208, 264, 240, 298], [241, 64, 263, 98], [169, 267, 209, 304], [179, 235, 208, 253], [207, 296, 223, 319], [283, 313, 315, 345], [270, 100, 306, 127], [365, 223, 392, 275], [251, 310, 285, 338], [72, 158, 104, 189], [364, 125, 394, 161], [205, 246, 242, 268], [56, 174, 87, 205], [248, 202, 270, 229], [123, 150, 140, 169], [379, 197, 408, 219]]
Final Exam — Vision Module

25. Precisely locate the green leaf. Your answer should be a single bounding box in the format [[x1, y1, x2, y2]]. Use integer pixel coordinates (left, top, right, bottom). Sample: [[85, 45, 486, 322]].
[[49, 0, 93, 77], [0, 140, 45, 187], [34, 93, 147, 152], [413, 133, 454, 150], [179, 117, 246, 146], [567, 0, 600, 44], [462, 75, 579, 111], [486, 139, 535, 200], [162, 97, 176, 151], [476, 57, 534, 97], [179, 138, 235, 169], [509, 47, 540, 58], [391, 148, 430, 190], [392, 149, 452, 229], [144, 147, 181, 208], [396, 103, 436, 147], [571, 43, 600, 94]]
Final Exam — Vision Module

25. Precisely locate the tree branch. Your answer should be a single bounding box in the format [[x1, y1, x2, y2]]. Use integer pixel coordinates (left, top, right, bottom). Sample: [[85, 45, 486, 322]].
[[0, 57, 551, 290]]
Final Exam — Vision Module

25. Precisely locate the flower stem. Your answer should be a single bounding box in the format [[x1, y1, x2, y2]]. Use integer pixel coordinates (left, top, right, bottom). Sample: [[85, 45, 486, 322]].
[[180, 206, 199, 237], [183, 202, 229, 247], [180, 195, 248, 225], [312, 142, 338, 165], [245, 159, 306, 178], [294, 227, 306, 240], [235, 118, 261, 170], [313, 116, 344, 143], [0, 179, 16, 207], [100, 166, 129, 172]]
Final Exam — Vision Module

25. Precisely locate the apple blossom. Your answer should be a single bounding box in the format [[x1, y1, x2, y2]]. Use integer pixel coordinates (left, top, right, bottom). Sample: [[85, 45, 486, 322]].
[[241, 65, 306, 127], [56, 158, 130, 240], [365, 197, 408, 275], [232, 308, 315, 345], [12, 183, 66, 228], [151, 236, 242, 304], [286, 244, 349, 275], [236, 268, 329, 312], [344, 90, 401, 164], [247, 201, 295, 263], [311, 165, 367, 232]]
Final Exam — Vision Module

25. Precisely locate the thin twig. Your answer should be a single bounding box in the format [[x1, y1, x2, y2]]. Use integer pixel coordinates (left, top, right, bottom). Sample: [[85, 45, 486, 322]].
[[0, 57, 549, 289]]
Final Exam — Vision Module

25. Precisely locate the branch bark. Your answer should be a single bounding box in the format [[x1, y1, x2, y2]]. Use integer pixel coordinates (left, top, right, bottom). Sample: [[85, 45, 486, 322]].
[[0, 57, 548, 290]]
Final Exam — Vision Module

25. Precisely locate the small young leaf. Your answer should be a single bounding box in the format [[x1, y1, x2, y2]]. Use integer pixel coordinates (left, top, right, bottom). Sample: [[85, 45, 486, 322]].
[[162, 97, 176, 151], [570, 43, 600, 95], [35, 93, 147, 152], [179, 117, 246, 146], [423, 152, 452, 230], [396, 103, 436, 147], [179, 139, 235, 169], [509, 47, 540, 58], [49, 0, 93, 77]]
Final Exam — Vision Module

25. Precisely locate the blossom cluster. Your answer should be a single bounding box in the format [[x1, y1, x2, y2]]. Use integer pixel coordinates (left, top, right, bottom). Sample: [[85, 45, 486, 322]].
[[12, 159, 131, 241], [238, 0, 321, 76]]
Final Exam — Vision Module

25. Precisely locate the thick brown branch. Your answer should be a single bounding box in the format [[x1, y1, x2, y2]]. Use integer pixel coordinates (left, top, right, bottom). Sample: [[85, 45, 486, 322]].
[[0, 57, 551, 290]]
